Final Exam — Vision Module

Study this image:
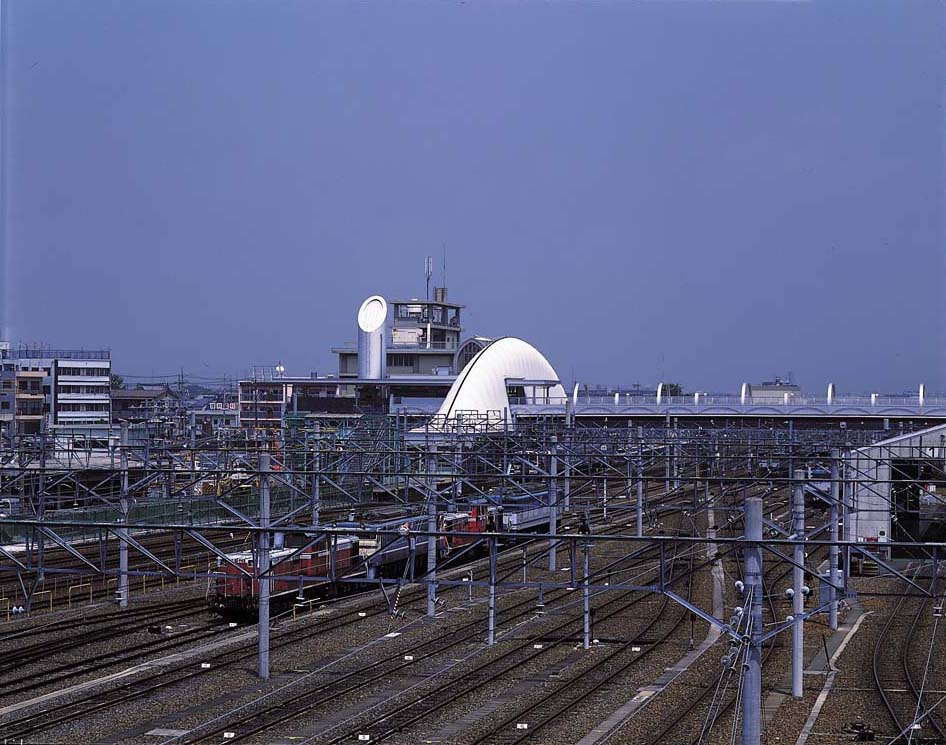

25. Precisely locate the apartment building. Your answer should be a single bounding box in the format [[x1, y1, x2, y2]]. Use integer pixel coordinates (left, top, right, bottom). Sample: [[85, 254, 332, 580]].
[[1, 348, 112, 433]]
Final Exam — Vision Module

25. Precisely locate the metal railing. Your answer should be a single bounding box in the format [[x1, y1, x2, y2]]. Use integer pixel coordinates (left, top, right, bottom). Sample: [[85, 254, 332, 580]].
[[509, 393, 946, 407], [9, 348, 110, 360], [388, 341, 457, 351]]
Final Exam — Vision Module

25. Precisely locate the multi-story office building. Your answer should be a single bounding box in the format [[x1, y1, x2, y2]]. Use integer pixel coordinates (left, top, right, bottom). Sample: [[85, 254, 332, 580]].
[[0, 344, 14, 436]]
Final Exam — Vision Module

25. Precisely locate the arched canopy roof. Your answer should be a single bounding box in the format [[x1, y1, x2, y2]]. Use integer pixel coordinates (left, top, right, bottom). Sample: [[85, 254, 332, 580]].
[[436, 337, 565, 419]]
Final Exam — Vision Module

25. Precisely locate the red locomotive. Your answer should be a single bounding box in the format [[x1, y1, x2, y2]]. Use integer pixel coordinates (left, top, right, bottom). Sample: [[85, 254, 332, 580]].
[[209, 536, 361, 620], [440, 505, 492, 550]]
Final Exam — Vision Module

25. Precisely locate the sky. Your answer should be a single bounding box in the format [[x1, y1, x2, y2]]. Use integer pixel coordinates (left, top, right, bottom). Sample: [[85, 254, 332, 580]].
[[2, 0, 944, 394]]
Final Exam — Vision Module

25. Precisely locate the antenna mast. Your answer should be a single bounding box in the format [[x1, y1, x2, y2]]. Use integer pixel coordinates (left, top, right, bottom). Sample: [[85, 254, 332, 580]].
[[425, 256, 433, 302]]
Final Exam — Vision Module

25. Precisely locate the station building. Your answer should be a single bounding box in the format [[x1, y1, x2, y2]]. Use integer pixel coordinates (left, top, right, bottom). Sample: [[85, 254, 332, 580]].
[[238, 286, 490, 431]]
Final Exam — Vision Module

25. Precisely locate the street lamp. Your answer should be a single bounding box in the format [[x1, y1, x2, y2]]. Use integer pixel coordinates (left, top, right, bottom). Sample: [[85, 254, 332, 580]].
[[275, 363, 285, 378]]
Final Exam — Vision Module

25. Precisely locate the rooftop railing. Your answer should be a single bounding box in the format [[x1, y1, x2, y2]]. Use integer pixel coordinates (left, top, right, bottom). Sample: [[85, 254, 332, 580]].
[[510, 393, 946, 408], [8, 348, 110, 361], [389, 341, 458, 351]]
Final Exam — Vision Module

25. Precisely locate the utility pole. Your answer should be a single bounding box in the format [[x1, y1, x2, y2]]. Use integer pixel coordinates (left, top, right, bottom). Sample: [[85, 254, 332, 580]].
[[311, 425, 321, 526], [582, 537, 591, 649], [548, 442, 558, 572], [258, 452, 271, 679], [829, 449, 841, 631], [426, 448, 438, 617], [118, 422, 129, 608], [743, 496, 763, 745], [792, 469, 806, 698]]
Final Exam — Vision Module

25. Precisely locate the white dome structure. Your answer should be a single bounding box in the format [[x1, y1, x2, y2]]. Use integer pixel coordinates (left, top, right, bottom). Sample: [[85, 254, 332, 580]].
[[435, 337, 565, 423]]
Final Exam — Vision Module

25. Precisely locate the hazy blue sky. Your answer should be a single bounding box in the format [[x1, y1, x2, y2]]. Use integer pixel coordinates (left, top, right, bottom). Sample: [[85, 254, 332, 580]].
[[3, 0, 944, 393]]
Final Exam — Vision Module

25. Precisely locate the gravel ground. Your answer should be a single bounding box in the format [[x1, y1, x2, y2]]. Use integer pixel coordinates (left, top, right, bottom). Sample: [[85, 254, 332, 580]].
[[14, 533, 603, 743], [7, 491, 907, 745]]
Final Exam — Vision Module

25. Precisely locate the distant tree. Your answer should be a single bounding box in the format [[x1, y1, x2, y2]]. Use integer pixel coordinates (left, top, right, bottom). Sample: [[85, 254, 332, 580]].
[[663, 382, 684, 397], [110, 374, 125, 390]]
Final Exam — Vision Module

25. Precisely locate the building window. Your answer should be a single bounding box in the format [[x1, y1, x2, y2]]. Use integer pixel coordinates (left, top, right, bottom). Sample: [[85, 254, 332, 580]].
[[388, 354, 415, 368]]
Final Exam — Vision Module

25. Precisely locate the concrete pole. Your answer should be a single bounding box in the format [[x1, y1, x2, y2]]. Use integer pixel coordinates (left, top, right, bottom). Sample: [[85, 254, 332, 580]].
[[118, 422, 129, 608], [582, 540, 591, 650], [792, 469, 806, 698], [743, 496, 764, 745], [665, 443, 671, 494], [427, 490, 438, 618], [487, 535, 497, 645], [787, 419, 794, 484], [840, 453, 851, 588], [563, 444, 571, 513], [311, 426, 321, 526], [829, 450, 840, 631], [258, 452, 271, 679], [673, 443, 680, 491], [637, 444, 644, 537], [548, 446, 558, 572], [452, 419, 461, 512], [626, 453, 633, 526]]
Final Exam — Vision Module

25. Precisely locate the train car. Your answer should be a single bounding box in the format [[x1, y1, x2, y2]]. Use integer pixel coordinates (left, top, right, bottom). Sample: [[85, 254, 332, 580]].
[[469, 491, 555, 533], [440, 505, 489, 549], [357, 516, 449, 579], [502, 503, 553, 531], [209, 536, 360, 620]]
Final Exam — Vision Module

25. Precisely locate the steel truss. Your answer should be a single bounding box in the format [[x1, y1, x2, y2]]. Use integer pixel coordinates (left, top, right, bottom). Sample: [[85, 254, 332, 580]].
[[0, 417, 943, 745]]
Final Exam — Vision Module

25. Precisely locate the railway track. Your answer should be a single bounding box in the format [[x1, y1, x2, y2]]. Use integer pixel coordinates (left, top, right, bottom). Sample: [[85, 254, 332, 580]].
[[611, 491, 818, 745], [175, 493, 713, 745], [0, 482, 736, 743], [188, 544, 695, 745], [0, 502, 418, 615], [0, 503, 664, 741], [465, 549, 698, 744], [871, 573, 946, 744]]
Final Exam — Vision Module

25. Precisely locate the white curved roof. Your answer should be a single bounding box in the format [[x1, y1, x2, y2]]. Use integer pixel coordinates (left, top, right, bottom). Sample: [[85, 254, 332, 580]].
[[436, 337, 565, 419]]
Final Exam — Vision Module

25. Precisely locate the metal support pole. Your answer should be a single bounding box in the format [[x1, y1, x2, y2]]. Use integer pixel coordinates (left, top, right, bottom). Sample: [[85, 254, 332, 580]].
[[673, 443, 680, 491], [787, 419, 794, 483], [582, 540, 591, 650], [637, 450, 644, 537], [792, 469, 805, 698], [548, 445, 558, 572], [487, 536, 497, 645], [841, 455, 851, 588], [118, 422, 129, 608], [258, 452, 271, 679], [829, 449, 840, 631], [311, 428, 321, 526], [427, 491, 437, 617], [665, 443, 671, 494], [451, 421, 461, 513], [563, 444, 571, 513], [570, 539, 576, 588], [743, 496, 764, 745]]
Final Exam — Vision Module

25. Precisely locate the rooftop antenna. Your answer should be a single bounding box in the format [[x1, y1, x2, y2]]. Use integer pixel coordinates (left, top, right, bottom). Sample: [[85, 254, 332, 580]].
[[442, 243, 447, 289], [425, 255, 433, 302]]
